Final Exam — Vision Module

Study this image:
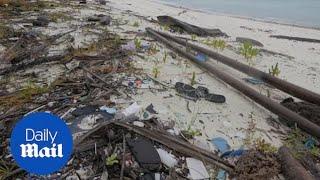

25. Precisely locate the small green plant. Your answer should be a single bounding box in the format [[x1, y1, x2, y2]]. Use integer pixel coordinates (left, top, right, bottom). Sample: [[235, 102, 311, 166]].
[[310, 146, 320, 157], [0, 159, 16, 178], [148, 43, 159, 54], [254, 138, 277, 153], [203, 39, 226, 51], [132, 21, 139, 27], [152, 66, 160, 78], [191, 34, 197, 41], [185, 128, 201, 138], [190, 71, 196, 86], [113, 35, 122, 47], [106, 153, 119, 166], [134, 38, 142, 50], [163, 51, 168, 63], [163, 25, 170, 31], [239, 42, 259, 66], [268, 63, 281, 77]]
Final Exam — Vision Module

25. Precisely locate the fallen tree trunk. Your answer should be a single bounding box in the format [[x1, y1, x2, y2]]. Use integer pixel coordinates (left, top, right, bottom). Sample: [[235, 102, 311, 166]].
[[157, 15, 227, 37], [270, 35, 320, 43], [146, 27, 320, 138], [278, 146, 315, 180], [155, 30, 320, 106]]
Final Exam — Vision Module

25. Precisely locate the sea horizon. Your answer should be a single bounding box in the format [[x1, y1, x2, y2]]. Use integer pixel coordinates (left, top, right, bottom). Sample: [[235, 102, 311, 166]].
[[158, 0, 320, 29]]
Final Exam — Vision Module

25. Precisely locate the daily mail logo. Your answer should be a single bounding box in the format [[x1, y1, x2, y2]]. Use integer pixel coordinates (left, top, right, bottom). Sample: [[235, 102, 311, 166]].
[[10, 112, 73, 175], [20, 129, 63, 158]]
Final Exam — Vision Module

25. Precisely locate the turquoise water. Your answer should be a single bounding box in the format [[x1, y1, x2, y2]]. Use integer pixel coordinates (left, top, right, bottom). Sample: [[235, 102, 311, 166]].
[[160, 0, 320, 28]]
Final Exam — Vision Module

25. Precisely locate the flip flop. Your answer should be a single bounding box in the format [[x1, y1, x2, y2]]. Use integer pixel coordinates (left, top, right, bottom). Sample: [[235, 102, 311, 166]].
[[175, 82, 198, 98], [205, 93, 226, 103]]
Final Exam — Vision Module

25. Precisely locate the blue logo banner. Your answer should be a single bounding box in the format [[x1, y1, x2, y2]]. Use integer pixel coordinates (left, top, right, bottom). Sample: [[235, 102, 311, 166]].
[[10, 112, 73, 175]]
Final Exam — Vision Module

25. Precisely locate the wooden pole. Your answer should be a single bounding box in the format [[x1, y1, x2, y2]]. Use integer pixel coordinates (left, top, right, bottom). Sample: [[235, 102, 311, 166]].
[[278, 146, 315, 180]]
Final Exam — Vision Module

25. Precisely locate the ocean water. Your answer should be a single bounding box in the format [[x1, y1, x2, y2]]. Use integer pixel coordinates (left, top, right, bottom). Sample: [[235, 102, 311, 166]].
[[160, 0, 320, 28]]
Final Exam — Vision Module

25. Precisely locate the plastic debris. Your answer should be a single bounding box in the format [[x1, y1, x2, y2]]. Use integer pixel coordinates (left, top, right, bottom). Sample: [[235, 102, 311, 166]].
[[216, 169, 226, 180], [127, 138, 161, 171], [195, 52, 208, 62], [146, 104, 158, 114], [100, 170, 109, 180], [156, 148, 178, 168], [221, 149, 246, 158], [186, 158, 210, 180], [72, 105, 98, 117], [121, 41, 136, 51], [304, 137, 317, 149], [140, 173, 162, 180], [100, 106, 117, 114], [167, 127, 180, 136], [122, 102, 141, 117], [211, 137, 230, 153], [133, 121, 145, 127], [243, 78, 264, 85]]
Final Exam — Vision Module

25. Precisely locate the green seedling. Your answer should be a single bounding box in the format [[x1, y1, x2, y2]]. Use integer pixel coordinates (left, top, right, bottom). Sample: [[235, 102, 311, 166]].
[[134, 38, 142, 50], [182, 127, 202, 139], [132, 21, 139, 27], [0, 159, 16, 178], [268, 63, 281, 77], [106, 153, 119, 166], [163, 51, 168, 63], [113, 35, 122, 46], [203, 39, 226, 51], [163, 25, 170, 31], [191, 34, 197, 41], [152, 66, 160, 78], [190, 71, 196, 86], [148, 43, 159, 54], [254, 138, 277, 153], [239, 42, 259, 66]]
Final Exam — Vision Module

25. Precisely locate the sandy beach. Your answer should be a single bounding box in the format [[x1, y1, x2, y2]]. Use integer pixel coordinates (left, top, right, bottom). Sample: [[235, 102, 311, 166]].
[[1, 0, 320, 178]]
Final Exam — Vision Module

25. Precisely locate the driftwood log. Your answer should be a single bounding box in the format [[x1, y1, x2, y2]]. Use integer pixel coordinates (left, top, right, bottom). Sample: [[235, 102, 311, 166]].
[[157, 15, 227, 37], [278, 146, 315, 180], [270, 35, 320, 43]]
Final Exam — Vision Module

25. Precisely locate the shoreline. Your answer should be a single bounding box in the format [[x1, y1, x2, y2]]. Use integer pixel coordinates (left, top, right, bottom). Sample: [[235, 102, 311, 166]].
[[155, 0, 320, 31]]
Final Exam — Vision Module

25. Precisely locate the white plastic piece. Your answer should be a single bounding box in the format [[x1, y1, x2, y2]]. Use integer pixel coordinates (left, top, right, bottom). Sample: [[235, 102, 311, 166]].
[[156, 148, 178, 168], [122, 102, 141, 117], [155, 173, 161, 180], [133, 121, 145, 127], [186, 158, 210, 180]]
